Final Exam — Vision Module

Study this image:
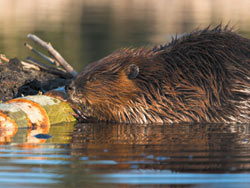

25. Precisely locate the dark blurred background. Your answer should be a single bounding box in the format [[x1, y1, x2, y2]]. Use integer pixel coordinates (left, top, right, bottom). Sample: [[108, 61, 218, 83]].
[[0, 0, 250, 71]]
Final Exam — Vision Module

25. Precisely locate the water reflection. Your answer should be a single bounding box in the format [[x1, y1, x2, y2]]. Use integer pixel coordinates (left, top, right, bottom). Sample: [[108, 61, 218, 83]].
[[1, 122, 250, 186], [70, 123, 250, 174], [0, 122, 74, 148]]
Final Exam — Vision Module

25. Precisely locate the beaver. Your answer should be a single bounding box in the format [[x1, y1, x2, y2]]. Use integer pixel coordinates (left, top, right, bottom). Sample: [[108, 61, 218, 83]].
[[66, 25, 250, 124]]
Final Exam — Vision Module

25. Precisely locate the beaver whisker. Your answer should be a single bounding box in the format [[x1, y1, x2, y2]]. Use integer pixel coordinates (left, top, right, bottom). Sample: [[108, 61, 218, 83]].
[[72, 106, 87, 122]]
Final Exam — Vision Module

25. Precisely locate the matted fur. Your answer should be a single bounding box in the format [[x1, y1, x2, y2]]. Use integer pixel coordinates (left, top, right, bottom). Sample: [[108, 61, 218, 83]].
[[67, 25, 250, 124]]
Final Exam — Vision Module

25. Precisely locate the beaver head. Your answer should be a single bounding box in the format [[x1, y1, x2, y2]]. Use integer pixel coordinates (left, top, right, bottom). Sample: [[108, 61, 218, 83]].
[[66, 49, 176, 124]]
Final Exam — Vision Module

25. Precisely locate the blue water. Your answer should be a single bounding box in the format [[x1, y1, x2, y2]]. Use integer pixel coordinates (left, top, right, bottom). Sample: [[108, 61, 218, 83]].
[[99, 172, 250, 184]]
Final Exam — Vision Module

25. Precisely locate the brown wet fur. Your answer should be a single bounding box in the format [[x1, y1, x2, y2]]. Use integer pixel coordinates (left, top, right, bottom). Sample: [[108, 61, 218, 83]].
[[66, 25, 250, 124]]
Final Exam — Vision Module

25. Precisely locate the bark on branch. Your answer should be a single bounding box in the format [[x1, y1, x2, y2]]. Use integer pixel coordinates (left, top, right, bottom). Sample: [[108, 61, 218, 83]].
[[27, 34, 78, 77]]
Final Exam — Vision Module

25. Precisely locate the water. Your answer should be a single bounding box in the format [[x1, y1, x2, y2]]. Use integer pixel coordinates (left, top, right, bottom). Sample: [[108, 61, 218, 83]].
[[1, 123, 250, 187], [1, 0, 250, 71], [0, 0, 250, 187]]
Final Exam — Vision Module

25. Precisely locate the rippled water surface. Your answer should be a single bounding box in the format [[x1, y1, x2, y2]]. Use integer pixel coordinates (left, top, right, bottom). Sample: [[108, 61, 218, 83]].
[[0, 0, 250, 187], [1, 123, 250, 187]]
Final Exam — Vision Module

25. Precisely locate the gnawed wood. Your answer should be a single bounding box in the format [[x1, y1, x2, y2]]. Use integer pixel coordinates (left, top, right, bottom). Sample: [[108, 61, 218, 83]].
[[0, 103, 31, 128], [0, 95, 76, 128]]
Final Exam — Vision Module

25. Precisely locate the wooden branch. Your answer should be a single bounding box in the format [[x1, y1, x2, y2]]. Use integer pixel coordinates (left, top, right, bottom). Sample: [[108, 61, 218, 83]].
[[0, 95, 76, 128], [24, 42, 60, 66], [27, 34, 78, 77], [0, 54, 10, 63], [21, 60, 40, 71], [26, 57, 73, 78]]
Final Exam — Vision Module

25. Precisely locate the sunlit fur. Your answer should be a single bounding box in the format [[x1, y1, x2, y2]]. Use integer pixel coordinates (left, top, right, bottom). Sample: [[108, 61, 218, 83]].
[[67, 25, 250, 124]]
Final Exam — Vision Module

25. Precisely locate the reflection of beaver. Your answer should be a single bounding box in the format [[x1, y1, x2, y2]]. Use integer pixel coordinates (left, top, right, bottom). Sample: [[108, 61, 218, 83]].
[[70, 123, 250, 173], [66, 25, 250, 124]]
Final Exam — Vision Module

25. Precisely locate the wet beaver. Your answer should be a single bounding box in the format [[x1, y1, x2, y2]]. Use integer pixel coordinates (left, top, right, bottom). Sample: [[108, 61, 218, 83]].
[[66, 25, 250, 124]]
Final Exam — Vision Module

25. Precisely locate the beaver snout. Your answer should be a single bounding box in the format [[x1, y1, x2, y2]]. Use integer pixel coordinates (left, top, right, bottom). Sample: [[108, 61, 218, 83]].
[[65, 81, 76, 96]]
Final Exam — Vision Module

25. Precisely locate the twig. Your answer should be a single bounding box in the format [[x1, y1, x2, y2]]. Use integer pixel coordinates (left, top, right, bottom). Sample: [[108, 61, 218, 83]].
[[26, 57, 73, 78], [27, 34, 78, 77], [21, 61, 40, 71], [24, 42, 60, 66], [0, 54, 10, 63]]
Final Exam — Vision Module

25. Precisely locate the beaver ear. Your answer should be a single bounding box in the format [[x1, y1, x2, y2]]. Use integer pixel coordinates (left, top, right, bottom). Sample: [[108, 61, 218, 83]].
[[126, 64, 139, 79]]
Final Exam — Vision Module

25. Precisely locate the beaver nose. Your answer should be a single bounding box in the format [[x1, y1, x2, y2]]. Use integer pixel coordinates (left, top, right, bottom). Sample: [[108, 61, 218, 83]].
[[65, 82, 76, 94]]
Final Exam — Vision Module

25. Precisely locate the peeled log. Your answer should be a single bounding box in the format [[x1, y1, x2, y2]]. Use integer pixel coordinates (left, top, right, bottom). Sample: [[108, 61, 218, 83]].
[[0, 95, 76, 128]]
